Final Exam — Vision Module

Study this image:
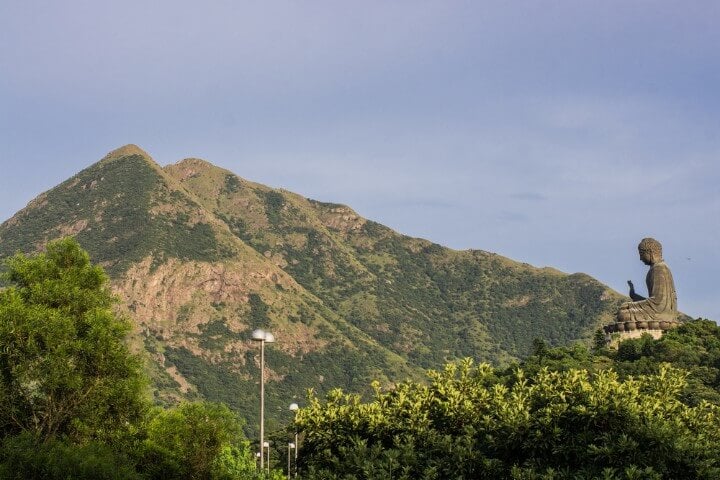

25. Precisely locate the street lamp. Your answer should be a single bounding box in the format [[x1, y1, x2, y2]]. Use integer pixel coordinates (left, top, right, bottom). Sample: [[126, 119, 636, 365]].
[[287, 442, 295, 480], [289, 402, 299, 478], [264, 441, 271, 474], [252, 328, 275, 471]]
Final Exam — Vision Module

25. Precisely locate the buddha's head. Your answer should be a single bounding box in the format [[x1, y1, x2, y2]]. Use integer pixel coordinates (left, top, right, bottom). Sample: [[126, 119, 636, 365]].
[[638, 237, 662, 265]]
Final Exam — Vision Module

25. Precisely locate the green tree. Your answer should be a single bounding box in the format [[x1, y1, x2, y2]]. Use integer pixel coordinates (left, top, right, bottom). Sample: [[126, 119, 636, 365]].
[[0, 238, 146, 442], [139, 402, 257, 480]]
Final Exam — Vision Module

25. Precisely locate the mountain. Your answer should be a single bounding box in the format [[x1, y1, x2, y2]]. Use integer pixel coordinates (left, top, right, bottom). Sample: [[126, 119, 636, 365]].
[[0, 145, 624, 432]]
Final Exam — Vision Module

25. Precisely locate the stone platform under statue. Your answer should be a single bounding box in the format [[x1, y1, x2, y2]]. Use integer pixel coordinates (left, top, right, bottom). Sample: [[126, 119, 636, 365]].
[[604, 238, 680, 344], [603, 318, 679, 335]]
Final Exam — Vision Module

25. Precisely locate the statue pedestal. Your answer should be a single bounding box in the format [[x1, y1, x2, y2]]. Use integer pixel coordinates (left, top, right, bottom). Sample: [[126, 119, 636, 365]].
[[603, 320, 679, 347]]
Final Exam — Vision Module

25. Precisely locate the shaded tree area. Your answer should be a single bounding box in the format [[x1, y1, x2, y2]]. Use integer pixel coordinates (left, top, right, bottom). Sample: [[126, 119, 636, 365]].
[[0, 239, 274, 479]]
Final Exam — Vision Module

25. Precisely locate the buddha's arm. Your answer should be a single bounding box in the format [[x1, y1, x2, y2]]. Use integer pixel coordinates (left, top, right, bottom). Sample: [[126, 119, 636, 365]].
[[627, 280, 646, 301]]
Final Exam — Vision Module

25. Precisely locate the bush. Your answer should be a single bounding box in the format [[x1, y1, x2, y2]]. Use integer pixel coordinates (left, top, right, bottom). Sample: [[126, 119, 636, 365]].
[[296, 359, 720, 479], [0, 433, 142, 480]]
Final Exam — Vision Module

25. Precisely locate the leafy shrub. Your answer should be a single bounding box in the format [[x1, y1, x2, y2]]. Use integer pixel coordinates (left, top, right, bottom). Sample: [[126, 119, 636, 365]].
[[296, 359, 720, 479]]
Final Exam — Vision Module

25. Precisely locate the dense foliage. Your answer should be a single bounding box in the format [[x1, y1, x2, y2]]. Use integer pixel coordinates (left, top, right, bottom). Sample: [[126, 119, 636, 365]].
[[0, 237, 146, 442], [0, 433, 143, 480], [295, 358, 720, 479], [138, 402, 258, 480]]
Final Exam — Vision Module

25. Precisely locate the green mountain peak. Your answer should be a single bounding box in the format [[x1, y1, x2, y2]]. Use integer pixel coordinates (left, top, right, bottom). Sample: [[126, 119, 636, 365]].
[[0, 145, 625, 433], [101, 144, 153, 162]]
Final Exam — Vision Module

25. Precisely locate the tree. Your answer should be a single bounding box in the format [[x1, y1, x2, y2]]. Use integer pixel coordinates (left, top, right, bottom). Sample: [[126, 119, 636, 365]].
[[0, 238, 146, 442], [139, 402, 257, 480]]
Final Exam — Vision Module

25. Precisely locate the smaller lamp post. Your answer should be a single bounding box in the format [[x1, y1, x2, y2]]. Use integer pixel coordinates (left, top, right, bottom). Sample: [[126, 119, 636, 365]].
[[264, 441, 271, 474], [289, 403, 299, 477], [287, 442, 295, 480]]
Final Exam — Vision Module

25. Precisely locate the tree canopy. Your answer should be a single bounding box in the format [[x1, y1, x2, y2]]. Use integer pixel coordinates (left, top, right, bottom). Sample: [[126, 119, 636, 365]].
[[0, 237, 146, 441], [139, 402, 253, 480]]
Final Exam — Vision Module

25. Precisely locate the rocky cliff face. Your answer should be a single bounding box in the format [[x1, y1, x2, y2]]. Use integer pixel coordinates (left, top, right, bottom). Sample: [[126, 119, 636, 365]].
[[0, 145, 624, 432]]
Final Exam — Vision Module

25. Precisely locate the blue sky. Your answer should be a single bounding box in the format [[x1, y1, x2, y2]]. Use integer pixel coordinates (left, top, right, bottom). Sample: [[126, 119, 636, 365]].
[[1, 1, 718, 320]]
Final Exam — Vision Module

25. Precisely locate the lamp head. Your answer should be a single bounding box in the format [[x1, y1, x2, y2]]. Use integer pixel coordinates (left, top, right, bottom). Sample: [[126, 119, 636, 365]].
[[264, 332, 276, 343], [252, 329, 266, 341], [289, 403, 299, 411]]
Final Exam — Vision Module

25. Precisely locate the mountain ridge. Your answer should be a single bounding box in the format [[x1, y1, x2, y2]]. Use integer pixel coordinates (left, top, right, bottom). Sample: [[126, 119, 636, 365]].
[[0, 145, 624, 432]]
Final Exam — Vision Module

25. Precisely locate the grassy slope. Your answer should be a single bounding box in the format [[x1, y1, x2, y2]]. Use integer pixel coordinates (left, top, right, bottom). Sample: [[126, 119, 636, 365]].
[[0, 145, 624, 435], [165, 158, 624, 368]]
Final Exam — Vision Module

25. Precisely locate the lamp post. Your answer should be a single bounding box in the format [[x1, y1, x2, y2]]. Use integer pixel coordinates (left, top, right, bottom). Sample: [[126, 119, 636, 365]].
[[264, 441, 271, 474], [289, 403, 299, 478], [287, 442, 295, 480], [252, 329, 275, 471]]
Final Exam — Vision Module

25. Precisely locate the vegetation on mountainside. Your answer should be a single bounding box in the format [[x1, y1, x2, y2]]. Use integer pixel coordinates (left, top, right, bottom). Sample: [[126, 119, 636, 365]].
[[166, 158, 623, 367], [162, 334, 410, 438], [516, 320, 720, 406], [0, 147, 626, 444], [295, 323, 720, 479], [0, 239, 278, 479], [0, 153, 230, 276]]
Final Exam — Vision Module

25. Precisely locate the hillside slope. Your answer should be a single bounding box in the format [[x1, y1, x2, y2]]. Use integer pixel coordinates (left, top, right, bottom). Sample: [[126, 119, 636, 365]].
[[164, 157, 622, 365], [0, 145, 624, 431]]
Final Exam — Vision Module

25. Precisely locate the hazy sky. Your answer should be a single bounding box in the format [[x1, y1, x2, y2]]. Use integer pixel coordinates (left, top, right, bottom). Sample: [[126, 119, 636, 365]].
[[1, 1, 718, 320]]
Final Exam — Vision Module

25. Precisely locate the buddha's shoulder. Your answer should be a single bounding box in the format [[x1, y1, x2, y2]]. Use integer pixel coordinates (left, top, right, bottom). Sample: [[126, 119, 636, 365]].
[[652, 261, 672, 272]]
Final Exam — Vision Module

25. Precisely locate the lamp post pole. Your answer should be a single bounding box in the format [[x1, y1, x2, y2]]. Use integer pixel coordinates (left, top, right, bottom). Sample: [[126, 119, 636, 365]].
[[261, 338, 266, 472], [252, 329, 275, 472], [287, 442, 295, 480], [264, 441, 271, 474], [289, 403, 299, 478]]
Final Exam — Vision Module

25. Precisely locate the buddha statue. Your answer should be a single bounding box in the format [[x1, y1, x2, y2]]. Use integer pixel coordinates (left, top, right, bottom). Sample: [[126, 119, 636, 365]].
[[614, 237, 678, 330]]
